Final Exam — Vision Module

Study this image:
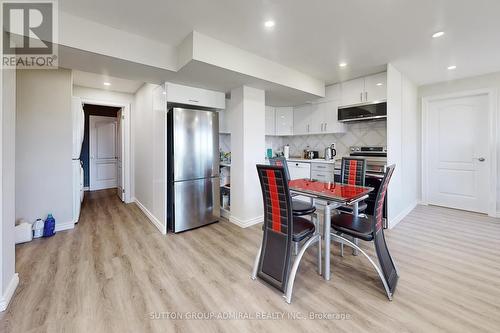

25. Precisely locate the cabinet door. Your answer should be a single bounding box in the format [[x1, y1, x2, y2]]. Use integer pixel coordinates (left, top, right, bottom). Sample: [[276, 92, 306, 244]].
[[308, 103, 325, 134], [293, 105, 311, 135], [320, 100, 345, 134], [340, 78, 365, 106], [287, 162, 311, 202], [167, 83, 225, 109], [275, 107, 293, 136], [364, 72, 387, 102], [265, 106, 275, 135]]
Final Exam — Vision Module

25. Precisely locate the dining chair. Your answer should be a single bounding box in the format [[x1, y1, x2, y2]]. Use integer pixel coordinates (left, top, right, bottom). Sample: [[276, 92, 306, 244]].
[[251, 164, 322, 304], [336, 157, 368, 215], [268, 157, 316, 217], [329, 164, 398, 300]]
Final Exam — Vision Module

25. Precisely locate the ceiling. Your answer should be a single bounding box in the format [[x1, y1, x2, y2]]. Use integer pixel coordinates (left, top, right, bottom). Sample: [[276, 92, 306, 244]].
[[61, 46, 321, 106], [60, 0, 500, 86], [72, 70, 143, 93]]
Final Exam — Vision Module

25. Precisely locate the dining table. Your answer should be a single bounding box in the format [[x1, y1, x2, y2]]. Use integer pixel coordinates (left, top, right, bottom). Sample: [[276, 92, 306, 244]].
[[288, 178, 374, 281]]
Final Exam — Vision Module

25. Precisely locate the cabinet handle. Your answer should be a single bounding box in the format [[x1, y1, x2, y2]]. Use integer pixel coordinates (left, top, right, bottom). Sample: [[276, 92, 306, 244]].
[[324, 123, 327, 131], [360, 92, 363, 102], [188, 99, 199, 103], [365, 91, 368, 101]]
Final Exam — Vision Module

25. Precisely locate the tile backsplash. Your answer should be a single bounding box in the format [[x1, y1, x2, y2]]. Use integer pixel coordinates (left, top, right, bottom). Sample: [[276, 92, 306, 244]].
[[266, 120, 387, 158]]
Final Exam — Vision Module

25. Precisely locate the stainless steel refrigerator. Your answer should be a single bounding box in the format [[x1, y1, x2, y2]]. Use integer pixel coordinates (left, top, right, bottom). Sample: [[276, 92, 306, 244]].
[[167, 107, 220, 233]]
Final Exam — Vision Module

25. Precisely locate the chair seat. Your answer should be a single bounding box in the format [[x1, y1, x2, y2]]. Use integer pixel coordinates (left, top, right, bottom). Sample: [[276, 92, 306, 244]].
[[331, 213, 374, 241], [292, 217, 316, 242], [336, 201, 368, 214], [292, 199, 316, 216]]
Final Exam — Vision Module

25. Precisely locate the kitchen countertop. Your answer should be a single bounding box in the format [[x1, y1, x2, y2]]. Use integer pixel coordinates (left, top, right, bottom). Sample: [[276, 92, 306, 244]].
[[286, 157, 341, 164]]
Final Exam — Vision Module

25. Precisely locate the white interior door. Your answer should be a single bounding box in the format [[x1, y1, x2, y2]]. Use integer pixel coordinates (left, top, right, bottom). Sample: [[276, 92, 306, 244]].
[[90, 116, 118, 191], [116, 109, 124, 201], [426, 93, 490, 213]]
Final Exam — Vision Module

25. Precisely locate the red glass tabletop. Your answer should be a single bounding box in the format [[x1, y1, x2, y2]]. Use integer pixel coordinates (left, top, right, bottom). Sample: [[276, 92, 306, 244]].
[[288, 179, 374, 203]]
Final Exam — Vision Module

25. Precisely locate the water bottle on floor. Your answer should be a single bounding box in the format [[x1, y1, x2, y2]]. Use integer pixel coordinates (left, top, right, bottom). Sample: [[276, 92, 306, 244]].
[[43, 214, 56, 237]]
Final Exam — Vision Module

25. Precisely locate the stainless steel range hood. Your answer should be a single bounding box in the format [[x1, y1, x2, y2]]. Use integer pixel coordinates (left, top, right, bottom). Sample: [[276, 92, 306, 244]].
[[338, 100, 387, 122]]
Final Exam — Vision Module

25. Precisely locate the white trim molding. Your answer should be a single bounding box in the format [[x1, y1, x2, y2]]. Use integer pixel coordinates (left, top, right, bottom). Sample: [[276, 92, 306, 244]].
[[0, 273, 19, 312], [421, 88, 498, 217], [133, 198, 167, 235], [388, 201, 418, 229], [229, 215, 263, 228], [55, 220, 75, 232]]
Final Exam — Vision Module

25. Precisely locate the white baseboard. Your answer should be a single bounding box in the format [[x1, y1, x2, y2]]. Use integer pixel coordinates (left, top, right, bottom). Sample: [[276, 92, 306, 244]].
[[229, 215, 263, 228], [133, 198, 166, 234], [0, 273, 19, 312], [55, 220, 75, 232], [388, 201, 418, 229]]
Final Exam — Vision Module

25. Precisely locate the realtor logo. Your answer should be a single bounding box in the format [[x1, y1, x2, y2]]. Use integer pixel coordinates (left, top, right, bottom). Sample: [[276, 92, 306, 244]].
[[2, 0, 58, 68]]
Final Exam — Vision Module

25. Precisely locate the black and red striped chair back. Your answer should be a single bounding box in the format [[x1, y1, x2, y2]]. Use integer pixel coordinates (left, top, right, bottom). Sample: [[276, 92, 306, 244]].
[[372, 164, 398, 296], [373, 164, 395, 233], [341, 157, 367, 186], [269, 157, 291, 181], [256, 164, 293, 292]]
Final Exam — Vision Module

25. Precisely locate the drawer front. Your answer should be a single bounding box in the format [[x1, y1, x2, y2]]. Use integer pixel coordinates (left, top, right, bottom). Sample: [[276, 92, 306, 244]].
[[311, 170, 334, 182], [311, 163, 335, 173]]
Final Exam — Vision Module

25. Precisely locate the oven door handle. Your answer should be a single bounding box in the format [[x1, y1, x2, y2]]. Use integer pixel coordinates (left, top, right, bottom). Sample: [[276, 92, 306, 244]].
[[366, 172, 385, 179]]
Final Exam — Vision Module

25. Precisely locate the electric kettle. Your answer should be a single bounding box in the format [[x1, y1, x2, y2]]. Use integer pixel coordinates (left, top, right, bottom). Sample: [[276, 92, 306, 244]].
[[324, 144, 337, 161]]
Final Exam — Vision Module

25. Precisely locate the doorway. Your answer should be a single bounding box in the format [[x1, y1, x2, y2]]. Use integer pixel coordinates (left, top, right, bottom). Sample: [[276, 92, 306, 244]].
[[422, 89, 497, 216], [80, 101, 130, 202]]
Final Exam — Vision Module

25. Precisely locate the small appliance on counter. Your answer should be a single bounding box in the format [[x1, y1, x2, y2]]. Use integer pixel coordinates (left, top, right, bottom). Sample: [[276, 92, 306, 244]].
[[283, 144, 290, 159], [303, 149, 319, 159], [324, 143, 337, 161]]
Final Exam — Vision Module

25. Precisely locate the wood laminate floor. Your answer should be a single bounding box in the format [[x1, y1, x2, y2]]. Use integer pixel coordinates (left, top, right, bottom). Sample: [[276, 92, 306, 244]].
[[1, 190, 499, 332]]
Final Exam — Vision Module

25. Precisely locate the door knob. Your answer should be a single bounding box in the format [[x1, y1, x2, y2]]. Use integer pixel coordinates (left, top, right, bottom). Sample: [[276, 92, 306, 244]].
[[477, 157, 486, 162]]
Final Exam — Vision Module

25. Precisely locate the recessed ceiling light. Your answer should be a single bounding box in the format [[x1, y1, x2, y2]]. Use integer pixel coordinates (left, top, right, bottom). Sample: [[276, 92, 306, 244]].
[[264, 20, 275, 28], [103, 82, 111, 86], [432, 31, 445, 38], [339, 62, 347, 68], [376, 82, 384, 86], [447, 65, 457, 70]]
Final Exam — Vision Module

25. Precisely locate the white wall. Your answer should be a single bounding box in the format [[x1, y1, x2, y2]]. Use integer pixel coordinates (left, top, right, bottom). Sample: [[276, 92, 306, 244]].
[[16, 69, 73, 228], [419, 71, 500, 215], [0, 62, 18, 310], [387, 64, 420, 228], [73, 86, 135, 105], [132, 83, 166, 233], [229, 86, 266, 226]]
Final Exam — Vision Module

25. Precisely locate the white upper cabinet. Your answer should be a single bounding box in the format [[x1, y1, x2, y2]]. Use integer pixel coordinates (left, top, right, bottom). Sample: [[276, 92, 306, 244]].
[[341, 78, 366, 106], [293, 105, 312, 135], [265, 106, 276, 136], [165, 83, 225, 109], [340, 72, 387, 106], [316, 100, 345, 134], [364, 72, 387, 102], [293, 101, 345, 135], [275, 107, 294, 136]]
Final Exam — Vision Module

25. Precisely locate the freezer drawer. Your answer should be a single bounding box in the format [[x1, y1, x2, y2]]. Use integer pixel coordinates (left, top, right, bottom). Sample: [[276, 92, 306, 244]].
[[173, 177, 220, 233]]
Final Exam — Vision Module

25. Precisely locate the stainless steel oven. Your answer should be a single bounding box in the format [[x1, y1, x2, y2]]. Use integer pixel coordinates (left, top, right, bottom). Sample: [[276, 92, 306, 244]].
[[349, 146, 388, 228]]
